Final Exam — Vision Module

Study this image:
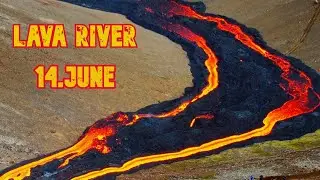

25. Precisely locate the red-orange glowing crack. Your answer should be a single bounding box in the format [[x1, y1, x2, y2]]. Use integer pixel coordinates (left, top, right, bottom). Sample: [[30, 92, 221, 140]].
[[190, 114, 214, 128]]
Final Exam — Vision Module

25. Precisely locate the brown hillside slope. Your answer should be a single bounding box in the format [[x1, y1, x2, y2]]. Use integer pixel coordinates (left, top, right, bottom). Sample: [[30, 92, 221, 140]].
[[0, 0, 191, 170]]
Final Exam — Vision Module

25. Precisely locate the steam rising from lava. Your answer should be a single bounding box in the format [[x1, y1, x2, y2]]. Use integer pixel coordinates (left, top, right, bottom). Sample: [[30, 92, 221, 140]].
[[1, 0, 319, 179]]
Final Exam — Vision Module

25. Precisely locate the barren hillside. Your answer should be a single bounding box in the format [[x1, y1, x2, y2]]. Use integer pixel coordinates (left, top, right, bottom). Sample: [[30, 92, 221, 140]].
[[0, 0, 191, 170]]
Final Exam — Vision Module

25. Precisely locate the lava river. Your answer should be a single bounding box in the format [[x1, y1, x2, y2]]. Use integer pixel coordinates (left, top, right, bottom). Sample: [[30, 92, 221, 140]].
[[1, 0, 320, 179]]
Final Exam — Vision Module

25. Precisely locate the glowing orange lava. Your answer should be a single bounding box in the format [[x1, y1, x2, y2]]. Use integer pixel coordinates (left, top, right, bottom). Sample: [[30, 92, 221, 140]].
[[190, 114, 214, 128], [127, 24, 219, 125], [1, 1, 319, 180], [70, 2, 319, 179], [0, 113, 130, 180]]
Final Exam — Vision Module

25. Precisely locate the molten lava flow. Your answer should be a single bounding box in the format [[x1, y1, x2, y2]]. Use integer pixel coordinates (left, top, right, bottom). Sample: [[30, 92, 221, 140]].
[[0, 113, 129, 180], [190, 114, 214, 128], [128, 24, 219, 124], [0, 127, 114, 180], [165, 0, 320, 127], [126, 23, 219, 126], [70, 2, 320, 179], [1, 0, 320, 180]]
